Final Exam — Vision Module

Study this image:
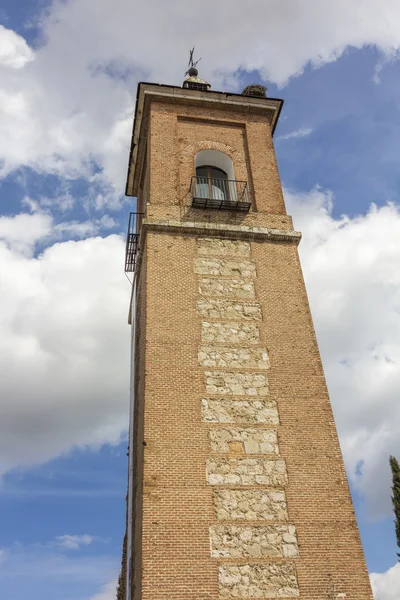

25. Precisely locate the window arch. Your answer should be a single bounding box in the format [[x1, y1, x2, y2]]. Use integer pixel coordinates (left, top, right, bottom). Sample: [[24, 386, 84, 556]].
[[195, 149, 234, 180], [191, 148, 250, 211], [194, 150, 235, 202]]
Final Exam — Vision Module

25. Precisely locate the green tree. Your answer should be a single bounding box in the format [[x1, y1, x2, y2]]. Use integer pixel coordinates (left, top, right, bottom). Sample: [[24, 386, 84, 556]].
[[116, 531, 127, 600], [389, 455, 400, 559], [116, 491, 128, 599]]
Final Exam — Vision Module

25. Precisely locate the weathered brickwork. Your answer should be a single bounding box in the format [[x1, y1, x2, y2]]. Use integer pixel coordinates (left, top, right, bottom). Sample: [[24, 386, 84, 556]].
[[198, 346, 269, 369], [210, 524, 298, 558], [209, 427, 278, 455], [205, 371, 268, 396], [194, 257, 256, 278], [213, 489, 288, 521], [207, 457, 288, 486], [201, 398, 279, 425], [197, 298, 262, 321], [218, 563, 299, 598], [126, 83, 374, 600], [199, 278, 255, 299], [197, 237, 251, 257], [201, 321, 260, 345]]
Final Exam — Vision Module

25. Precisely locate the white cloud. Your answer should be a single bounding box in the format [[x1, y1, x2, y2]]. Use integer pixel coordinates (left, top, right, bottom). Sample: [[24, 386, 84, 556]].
[[286, 187, 400, 518], [54, 214, 117, 237], [0, 207, 117, 257], [0, 25, 34, 69], [1, 2, 400, 194], [91, 578, 118, 600], [0, 211, 129, 474], [276, 127, 313, 141], [0, 211, 53, 256], [0, 2, 400, 519], [1, 192, 400, 524], [0, 541, 118, 597], [55, 535, 95, 550], [371, 562, 400, 599]]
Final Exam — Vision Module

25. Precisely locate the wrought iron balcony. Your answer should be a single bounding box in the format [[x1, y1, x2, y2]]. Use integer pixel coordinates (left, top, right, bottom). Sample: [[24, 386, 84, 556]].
[[191, 176, 251, 212], [124, 212, 144, 273]]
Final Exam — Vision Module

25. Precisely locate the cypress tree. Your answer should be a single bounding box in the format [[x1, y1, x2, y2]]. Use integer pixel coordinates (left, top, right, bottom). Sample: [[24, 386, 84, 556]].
[[116, 491, 128, 599], [116, 531, 127, 600], [389, 455, 400, 559]]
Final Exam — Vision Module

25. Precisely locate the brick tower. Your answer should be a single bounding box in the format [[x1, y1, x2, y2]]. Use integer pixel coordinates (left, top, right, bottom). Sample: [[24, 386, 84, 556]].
[[123, 68, 373, 600]]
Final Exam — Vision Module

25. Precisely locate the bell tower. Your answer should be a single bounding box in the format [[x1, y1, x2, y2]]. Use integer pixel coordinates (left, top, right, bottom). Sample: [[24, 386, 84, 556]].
[[123, 64, 373, 600]]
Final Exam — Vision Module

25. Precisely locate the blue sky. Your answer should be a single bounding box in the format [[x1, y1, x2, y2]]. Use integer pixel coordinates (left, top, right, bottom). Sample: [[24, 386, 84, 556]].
[[1, 1, 400, 599]]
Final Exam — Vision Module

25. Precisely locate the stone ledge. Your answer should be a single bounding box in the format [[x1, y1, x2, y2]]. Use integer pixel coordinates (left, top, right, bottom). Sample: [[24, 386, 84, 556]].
[[142, 218, 302, 244]]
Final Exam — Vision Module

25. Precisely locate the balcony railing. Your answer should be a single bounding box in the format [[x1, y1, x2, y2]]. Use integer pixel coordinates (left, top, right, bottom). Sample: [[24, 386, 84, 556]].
[[124, 212, 144, 273], [191, 176, 251, 212]]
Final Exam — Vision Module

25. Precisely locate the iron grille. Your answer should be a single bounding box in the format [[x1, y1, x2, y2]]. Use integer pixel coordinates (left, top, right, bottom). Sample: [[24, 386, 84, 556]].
[[125, 212, 144, 272], [191, 176, 251, 212]]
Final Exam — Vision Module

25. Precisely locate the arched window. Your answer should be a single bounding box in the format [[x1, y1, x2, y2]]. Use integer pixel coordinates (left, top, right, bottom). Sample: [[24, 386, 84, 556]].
[[196, 165, 228, 201], [191, 149, 250, 211], [194, 150, 234, 202]]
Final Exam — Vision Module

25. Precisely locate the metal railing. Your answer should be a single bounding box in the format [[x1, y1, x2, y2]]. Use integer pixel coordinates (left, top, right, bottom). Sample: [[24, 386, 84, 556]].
[[191, 176, 250, 212], [124, 212, 144, 273]]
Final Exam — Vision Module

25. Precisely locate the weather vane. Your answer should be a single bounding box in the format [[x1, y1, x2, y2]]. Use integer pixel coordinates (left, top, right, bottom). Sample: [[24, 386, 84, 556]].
[[185, 47, 202, 76]]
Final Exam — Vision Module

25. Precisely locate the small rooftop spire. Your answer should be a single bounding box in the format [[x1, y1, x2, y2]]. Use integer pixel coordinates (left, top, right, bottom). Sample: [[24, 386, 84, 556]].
[[183, 47, 211, 92]]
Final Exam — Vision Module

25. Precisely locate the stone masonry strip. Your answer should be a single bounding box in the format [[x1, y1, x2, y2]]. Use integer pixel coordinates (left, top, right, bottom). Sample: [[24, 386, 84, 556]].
[[218, 563, 300, 598], [194, 257, 256, 278], [197, 299, 262, 321], [205, 371, 268, 396], [206, 458, 288, 486], [210, 524, 299, 559], [197, 237, 251, 257], [199, 278, 255, 299], [196, 234, 296, 594], [209, 428, 278, 455], [201, 322, 260, 345], [198, 346, 269, 370], [213, 489, 288, 521], [201, 398, 279, 425]]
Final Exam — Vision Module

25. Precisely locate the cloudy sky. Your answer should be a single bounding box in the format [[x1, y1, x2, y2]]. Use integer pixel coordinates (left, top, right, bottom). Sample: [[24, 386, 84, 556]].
[[1, 1, 400, 598]]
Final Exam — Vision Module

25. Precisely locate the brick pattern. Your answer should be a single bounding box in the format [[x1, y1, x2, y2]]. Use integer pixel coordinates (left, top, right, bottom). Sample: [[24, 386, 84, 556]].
[[195, 236, 300, 597], [129, 90, 374, 600]]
